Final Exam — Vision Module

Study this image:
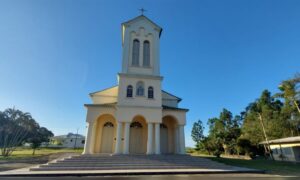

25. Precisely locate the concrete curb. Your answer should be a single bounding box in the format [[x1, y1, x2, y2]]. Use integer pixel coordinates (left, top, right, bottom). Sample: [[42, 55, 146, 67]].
[[0, 169, 265, 177]]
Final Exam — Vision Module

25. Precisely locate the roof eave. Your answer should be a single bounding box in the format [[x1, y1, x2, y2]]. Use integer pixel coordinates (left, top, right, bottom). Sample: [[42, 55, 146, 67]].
[[162, 105, 189, 112], [89, 85, 118, 96], [162, 90, 182, 102], [84, 103, 117, 108]]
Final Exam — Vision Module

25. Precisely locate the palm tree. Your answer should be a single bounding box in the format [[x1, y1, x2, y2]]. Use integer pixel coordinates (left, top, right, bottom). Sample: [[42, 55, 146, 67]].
[[275, 74, 300, 114], [0, 108, 31, 156], [274, 74, 300, 135]]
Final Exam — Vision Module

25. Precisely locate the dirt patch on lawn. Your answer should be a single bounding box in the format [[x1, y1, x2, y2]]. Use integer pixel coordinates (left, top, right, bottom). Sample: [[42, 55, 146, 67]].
[[0, 152, 80, 172]]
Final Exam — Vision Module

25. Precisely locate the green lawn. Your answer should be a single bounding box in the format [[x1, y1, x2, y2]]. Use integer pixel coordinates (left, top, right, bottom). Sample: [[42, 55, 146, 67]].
[[0, 147, 83, 160], [200, 155, 300, 176]]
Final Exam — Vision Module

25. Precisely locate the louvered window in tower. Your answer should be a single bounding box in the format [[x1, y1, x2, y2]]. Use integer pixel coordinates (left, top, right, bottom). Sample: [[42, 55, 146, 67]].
[[143, 40, 150, 67], [132, 39, 140, 66]]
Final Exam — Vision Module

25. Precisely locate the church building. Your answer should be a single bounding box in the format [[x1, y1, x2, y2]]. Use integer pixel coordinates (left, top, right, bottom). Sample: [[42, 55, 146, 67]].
[[83, 15, 188, 155]]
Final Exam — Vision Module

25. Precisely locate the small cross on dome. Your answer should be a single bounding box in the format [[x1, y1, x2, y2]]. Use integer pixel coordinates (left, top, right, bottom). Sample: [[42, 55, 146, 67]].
[[139, 8, 147, 15]]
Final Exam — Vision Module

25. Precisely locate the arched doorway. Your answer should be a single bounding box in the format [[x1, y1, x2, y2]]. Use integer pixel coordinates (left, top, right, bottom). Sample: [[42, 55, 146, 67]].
[[160, 124, 168, 154], [94, 114, 117, 153], [129, 122, 143, 154], [129, 115, 147, 154], [100, 122, 114, 153], [161, 115, 179, 154]]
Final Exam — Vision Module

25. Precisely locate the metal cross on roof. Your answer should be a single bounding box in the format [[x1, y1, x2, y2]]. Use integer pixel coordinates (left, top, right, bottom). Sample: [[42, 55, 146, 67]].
[[139, 8, 147, 15]]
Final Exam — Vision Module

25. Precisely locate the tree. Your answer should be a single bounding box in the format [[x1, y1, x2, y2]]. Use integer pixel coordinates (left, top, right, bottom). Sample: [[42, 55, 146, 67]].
[[237, 138, 251, 156], [0, 108, 32, 156], [242, 90, 286, 159], [192, 75, 300, 158], [275, 74, 300, 135], [28, 127, 53, 155], [201, 137, 214, 155], [278, 74, 300, 113], [206, 109, 241, 155], [191, 120, 204, 150], [0, 108, 53, 156]]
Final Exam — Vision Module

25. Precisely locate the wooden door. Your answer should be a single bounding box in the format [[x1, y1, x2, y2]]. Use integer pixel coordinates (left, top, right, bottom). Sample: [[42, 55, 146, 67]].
[[160, 124, 168, 154], [129, 122, 143, 154], [100, 122, 114, 153]]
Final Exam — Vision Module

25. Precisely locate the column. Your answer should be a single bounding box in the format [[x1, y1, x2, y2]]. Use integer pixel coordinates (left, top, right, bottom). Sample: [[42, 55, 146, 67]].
[[114, 122, 122, 154], [123, 122, 130, 154], [147, 123, 153, 154], [175, 127, 179, 154], [155, 123, 161, 154], [82, 121, 94, 155], [179, 125, 186, 154]]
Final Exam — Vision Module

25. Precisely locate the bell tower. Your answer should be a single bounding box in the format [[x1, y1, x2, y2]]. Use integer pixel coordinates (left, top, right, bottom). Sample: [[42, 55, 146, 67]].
[[117, 15, 163, 108], [121, 15, 162, 76]]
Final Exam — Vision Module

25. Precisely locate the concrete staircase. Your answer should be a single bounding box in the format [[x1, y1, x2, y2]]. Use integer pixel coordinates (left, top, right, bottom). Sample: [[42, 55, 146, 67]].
[[29, 154, 251, 171]]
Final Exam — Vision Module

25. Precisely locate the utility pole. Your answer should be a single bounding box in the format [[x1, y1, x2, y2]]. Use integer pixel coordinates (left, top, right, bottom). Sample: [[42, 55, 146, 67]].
[[74, 128, 79, 149], [258, 113, 273, 160]]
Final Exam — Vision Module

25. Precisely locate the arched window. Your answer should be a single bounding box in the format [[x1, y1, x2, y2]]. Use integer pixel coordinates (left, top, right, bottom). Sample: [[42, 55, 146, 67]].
[[148, 86, 154, 99], [136, 81, 144, 96], [103, 122, 114, 127], [160, 124, 167, 129], [132, 39, 140, 66], [130, 122, 143, 128], [127, 85, 133, 97], [143, 40, 150, 67]]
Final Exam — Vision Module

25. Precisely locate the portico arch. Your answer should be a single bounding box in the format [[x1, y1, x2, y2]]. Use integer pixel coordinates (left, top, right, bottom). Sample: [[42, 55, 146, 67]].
[[161, 115, 179, 154], [94, 114, 117, 153], [129, 115, 147, 154]]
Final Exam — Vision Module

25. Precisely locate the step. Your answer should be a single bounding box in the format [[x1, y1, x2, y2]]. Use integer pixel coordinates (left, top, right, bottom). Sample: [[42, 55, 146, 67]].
[[42, 163, 210, 167], [30, 155, 237, 172], [65, 158, 198, 161], [30, 166, 202, 171], [51, 163, 210, 166], [68, 161, 207, 163], [51, 162, 209, 165]]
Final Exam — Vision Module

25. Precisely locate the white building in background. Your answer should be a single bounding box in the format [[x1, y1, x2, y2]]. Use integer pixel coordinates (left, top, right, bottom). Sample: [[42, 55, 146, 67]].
[[50, 133, 85, 148], [83, 15, 188, 155], [260, 136, 300, 162]]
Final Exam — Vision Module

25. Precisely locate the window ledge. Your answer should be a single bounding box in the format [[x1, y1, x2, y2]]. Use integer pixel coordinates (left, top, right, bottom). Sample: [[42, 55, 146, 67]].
[[131, 65, 140, 67], [130, 65, 152, 69], [142, 66, 152, 69]]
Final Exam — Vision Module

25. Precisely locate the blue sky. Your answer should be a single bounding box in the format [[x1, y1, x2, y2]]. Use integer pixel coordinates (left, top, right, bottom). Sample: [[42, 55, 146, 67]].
[[0, 0, 300, 147]]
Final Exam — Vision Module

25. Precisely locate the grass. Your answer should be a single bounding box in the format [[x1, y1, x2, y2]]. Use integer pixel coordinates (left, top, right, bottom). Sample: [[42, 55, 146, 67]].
[[198, 155, 300, 176], [0, 147, 83, 160]]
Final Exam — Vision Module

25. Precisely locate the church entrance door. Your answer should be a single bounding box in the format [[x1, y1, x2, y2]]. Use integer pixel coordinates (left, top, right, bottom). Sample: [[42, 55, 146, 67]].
[[129, 122, 143, 154], [100, 122, 114, 153], [160, 124, 168, 154]]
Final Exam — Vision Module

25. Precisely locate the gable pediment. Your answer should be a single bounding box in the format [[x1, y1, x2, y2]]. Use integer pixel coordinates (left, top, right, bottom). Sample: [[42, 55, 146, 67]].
[[122, 15, 162, 33], [122, 15, 163, 45]]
